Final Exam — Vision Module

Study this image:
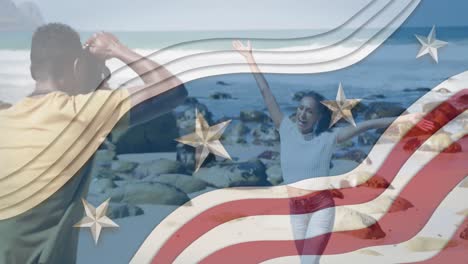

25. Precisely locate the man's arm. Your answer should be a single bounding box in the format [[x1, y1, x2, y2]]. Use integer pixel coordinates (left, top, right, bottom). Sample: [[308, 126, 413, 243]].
[[127, 84, 187, 127], [113, 40, 187, 125], [85, 32, 186, 125], [111, 40, 184, 109]]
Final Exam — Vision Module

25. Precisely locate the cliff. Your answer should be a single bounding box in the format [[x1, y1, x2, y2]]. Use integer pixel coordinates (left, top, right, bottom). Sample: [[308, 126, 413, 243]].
[[0, 0, 44, 31]]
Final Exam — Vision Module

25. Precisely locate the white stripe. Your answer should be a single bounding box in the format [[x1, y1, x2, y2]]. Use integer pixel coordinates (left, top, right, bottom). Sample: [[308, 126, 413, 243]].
[[111, 0, 389, 86], [131, 71, 468, 264], [173, 114, 467, 263], [116, 0, 419, 84], [264, 188, 467, 264], [129, 1, 439, 262]]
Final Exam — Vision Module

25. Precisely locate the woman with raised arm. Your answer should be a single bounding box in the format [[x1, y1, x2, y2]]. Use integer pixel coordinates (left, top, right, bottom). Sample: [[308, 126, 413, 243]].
[[233, 40, 434, 263]]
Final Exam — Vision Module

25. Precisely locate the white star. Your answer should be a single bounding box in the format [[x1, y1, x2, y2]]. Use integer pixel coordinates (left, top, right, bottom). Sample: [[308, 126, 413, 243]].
[[73, 198, 119, 244], [176, 109, 231, 172], [321, 83, 361, 128], [415, 26, 448, 63]]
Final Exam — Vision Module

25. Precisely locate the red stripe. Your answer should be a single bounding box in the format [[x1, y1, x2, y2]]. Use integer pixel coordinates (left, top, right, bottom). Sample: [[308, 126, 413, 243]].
[[151, 89, 468, 263], [200, 135, 467, 263], [412, 217, 468, 264]]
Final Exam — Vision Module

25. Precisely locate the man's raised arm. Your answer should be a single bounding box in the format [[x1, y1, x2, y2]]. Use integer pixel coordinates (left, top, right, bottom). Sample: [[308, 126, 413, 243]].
[[85, 32, 187, 125]]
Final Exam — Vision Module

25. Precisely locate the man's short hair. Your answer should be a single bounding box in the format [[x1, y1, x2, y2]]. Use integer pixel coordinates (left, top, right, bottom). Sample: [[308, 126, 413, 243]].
[[30, 23, 82, 81]]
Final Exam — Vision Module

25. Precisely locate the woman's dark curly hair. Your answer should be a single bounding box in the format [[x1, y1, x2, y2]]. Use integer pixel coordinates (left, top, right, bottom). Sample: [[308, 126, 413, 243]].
[[300, 91, 332, 135]]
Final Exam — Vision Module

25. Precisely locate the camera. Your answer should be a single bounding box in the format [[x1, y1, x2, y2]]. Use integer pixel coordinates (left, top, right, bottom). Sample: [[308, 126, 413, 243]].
[[74, 45, 112, 93]]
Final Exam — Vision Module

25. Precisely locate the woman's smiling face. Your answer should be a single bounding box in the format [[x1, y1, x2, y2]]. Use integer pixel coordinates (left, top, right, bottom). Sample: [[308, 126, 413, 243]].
[[296, 96, 322, 134]]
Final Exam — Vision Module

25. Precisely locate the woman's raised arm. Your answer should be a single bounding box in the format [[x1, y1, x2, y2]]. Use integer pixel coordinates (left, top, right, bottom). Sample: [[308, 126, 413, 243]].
[[233, 40, 284, 128]]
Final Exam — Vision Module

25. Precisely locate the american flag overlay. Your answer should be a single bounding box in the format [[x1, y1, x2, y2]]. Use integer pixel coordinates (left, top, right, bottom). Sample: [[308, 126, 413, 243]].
[[132, 85, 467, 263], [0, 0, 467, 264]]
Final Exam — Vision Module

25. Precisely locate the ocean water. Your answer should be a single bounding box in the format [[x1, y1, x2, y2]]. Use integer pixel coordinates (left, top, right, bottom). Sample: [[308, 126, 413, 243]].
[[1, 27, 468, 50], [1, 26, 468, 116]]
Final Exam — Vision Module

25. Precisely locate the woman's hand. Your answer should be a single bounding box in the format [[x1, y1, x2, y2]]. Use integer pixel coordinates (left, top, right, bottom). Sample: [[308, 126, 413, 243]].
[[401, 112, 435, 132], [84, 31, 125, 60], [232, 40, 253, 60]]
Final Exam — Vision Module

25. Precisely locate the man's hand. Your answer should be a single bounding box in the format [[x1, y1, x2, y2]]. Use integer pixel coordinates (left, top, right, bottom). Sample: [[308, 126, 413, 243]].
[[84, 32, 125, 60]]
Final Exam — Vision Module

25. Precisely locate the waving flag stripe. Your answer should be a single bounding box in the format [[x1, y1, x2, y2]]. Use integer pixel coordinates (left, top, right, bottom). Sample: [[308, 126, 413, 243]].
[[414, 217, 468, 264], [133, 75, 468, 264], [153, 104, 464, 262], [116, 0, 418, 87], [199, 135, 468, 263], [147, 89, 467, 263], [262, 187, 467, 264], [0, 0, 416, 220], [175, 118, 467, 263]]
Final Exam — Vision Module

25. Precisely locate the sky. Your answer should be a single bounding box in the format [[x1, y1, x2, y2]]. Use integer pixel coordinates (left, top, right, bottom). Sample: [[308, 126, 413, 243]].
[[13, 0, 468, 31]]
